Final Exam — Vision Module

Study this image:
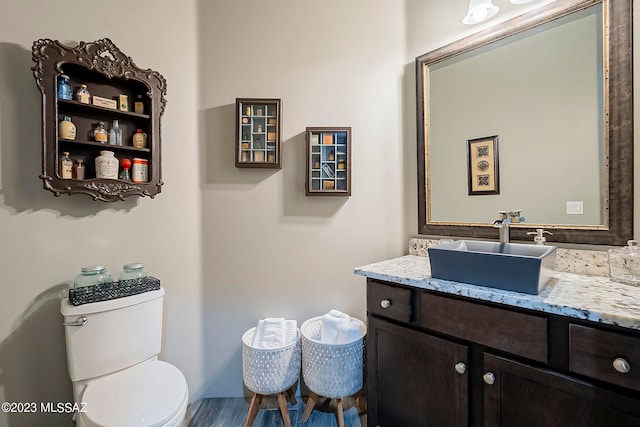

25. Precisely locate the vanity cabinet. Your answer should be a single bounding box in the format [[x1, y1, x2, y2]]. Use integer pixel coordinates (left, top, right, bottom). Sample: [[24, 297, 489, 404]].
[[366, 279, 640, 427], [32, 38, 167, 202]]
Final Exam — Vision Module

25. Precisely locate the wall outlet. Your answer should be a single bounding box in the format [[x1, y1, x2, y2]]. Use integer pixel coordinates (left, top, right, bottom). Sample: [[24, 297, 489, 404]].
[[567, 201, 584, 215]]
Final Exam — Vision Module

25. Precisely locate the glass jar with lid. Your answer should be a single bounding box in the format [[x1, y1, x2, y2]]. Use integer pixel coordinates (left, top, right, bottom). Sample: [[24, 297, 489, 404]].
[[74, 265, 113, 289], [93, 122, 108, 143], [608, 240, 640, 286], [75, 84, 91, 104], [119, 263, 148, 283]]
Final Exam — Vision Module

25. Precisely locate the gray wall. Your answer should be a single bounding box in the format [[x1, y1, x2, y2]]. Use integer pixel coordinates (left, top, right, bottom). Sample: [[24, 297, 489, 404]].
[[0, 1, 202, 426]]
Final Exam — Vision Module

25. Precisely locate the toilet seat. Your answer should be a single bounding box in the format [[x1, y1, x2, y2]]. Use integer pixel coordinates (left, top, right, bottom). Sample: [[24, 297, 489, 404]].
[[78, 360, 188, 427]]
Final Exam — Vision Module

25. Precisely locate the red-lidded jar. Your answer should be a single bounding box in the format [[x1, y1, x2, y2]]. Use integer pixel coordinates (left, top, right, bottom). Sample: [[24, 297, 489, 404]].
[[131, 158, 148, 183]]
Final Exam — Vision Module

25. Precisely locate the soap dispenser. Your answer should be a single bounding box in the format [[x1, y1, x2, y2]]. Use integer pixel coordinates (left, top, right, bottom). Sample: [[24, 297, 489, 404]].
[[527, 229, 552, 245], [608, 240, 640, 286]]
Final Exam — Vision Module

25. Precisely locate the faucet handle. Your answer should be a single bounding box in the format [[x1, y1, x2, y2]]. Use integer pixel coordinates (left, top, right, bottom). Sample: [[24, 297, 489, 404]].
[[508, 209, 525, 223]]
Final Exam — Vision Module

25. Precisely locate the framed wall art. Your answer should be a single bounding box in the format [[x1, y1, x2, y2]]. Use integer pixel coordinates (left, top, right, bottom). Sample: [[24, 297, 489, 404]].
[[467, 135, 499, 195], [305, 127, 351, 196], [235, 98, 281, 169]]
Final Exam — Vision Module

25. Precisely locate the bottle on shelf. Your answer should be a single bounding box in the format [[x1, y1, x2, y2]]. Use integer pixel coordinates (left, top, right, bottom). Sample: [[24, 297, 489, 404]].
[[73, 159, 85, 180], [108, 120, 123, 146], [93, 122, 108, 143], [60, 151, 73, 179], [59, 116, 76, 140], [119, 158, 132, 182], [132, 158, 148, 183], [95, 150, 119, 179], [57, 74, 72, 100], [75, 84, 91, 104], [134, 95, 144, 114], [132, 129, 147, 148]]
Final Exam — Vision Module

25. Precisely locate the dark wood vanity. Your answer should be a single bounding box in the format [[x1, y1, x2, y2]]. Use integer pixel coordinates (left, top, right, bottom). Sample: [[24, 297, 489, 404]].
[[366, 278, 640, 427]]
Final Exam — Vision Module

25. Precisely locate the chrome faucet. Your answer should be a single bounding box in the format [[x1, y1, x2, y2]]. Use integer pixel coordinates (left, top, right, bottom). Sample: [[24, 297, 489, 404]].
[[493, 218, 510, 244]]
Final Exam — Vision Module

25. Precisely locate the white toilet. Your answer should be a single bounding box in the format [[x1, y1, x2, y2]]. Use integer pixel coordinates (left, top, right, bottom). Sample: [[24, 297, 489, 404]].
[[60, 288, 188, 427]]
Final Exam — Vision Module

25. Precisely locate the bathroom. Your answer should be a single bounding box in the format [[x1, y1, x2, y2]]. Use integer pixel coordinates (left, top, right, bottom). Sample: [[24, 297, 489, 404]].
[[0, 0, 638, 426]]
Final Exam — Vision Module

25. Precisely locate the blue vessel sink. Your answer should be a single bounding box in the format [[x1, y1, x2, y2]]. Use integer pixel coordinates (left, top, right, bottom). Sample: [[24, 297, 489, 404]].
[[427, 240, 557, 295]]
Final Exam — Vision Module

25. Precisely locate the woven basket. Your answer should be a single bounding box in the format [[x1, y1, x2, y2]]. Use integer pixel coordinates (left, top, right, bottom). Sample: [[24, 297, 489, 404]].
[[300, 316, 367, 399], [242, 327, 301, 395]]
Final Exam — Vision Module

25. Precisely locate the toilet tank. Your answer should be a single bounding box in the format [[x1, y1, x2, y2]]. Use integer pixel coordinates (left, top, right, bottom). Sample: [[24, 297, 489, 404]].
[[60, 288, 164, 382]]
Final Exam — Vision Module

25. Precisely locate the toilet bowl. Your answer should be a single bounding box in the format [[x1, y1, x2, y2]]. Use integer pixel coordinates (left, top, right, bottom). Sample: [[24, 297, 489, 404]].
[[61, 288, 188, 427], [76, 360, 187, 427]]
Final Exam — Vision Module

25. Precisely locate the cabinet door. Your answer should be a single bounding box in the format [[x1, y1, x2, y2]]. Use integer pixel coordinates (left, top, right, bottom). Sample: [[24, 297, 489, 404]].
[[483, 353, 640, 427], [368, 316, 468, 427]]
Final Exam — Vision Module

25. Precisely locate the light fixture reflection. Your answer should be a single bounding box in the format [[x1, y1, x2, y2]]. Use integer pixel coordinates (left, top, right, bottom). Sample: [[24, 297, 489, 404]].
[[510, 0, 535, 4], [463, 0, 499, 25]]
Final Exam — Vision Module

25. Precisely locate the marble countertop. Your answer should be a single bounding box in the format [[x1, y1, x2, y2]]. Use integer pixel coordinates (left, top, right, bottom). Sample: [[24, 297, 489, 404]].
[[354, 255, 640, 330]]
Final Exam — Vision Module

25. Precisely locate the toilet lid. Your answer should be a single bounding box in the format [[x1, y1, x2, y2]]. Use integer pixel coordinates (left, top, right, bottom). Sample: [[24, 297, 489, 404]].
[[80, 360, 187, 427]]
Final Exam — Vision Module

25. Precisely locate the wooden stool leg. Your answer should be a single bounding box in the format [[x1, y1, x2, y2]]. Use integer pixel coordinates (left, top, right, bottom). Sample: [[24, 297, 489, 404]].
[[336, 398, 345, 427], [355, 393, 367, 415], [286, 384, 297, 405], [277, 392, 292, 427], [244, 393, 263, 427], [302, 391, 320, 422]]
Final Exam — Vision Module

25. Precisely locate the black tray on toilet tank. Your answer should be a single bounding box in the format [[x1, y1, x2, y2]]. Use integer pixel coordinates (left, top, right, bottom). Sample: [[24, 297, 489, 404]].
[[68, 276, 161, 306]]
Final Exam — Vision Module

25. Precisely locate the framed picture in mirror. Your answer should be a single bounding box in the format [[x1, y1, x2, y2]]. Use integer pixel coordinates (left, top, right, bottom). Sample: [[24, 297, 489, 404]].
[[467, 135, 499, 195]]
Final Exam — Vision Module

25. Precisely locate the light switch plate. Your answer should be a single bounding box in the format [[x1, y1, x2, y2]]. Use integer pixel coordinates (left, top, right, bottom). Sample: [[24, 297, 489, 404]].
[[567, 201, 584, 215]]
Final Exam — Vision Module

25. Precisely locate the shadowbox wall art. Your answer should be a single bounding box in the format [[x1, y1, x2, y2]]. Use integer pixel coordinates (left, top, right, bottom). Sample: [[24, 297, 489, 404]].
[[467, 135, 499, 196]]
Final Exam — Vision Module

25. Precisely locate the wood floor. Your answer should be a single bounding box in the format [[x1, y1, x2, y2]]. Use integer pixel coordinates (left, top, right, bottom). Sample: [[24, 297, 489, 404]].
[[185, 396, 366, 427]]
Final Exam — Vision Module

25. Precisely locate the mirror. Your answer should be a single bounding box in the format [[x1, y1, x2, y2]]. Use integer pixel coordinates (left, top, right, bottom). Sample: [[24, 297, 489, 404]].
[[416, 0, 632, 245]]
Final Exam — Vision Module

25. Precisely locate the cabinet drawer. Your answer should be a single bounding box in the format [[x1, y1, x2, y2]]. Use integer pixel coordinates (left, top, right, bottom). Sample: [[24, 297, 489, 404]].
[[367, 281, 411, 323], [420, 293, 547, 362], [569, 324, 640, 392]]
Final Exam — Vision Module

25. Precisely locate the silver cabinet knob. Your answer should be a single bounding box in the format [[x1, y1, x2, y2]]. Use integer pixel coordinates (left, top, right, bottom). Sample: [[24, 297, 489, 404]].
[[613, 358, 631, 374], [455, 362, 467, 374], [483, 372, 495, 385], [380, 299, 391, 309]]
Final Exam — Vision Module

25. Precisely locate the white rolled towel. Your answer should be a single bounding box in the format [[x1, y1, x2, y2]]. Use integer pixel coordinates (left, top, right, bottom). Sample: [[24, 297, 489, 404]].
[[285, 319, 298, 345], [320, 310, 351, 344], [338, 320, 362, 344], [252, 318, 287, 349]]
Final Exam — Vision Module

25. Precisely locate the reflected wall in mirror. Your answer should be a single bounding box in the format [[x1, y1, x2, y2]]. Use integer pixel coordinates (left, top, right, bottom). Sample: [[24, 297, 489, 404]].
[[416, 0, 632, 245]]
